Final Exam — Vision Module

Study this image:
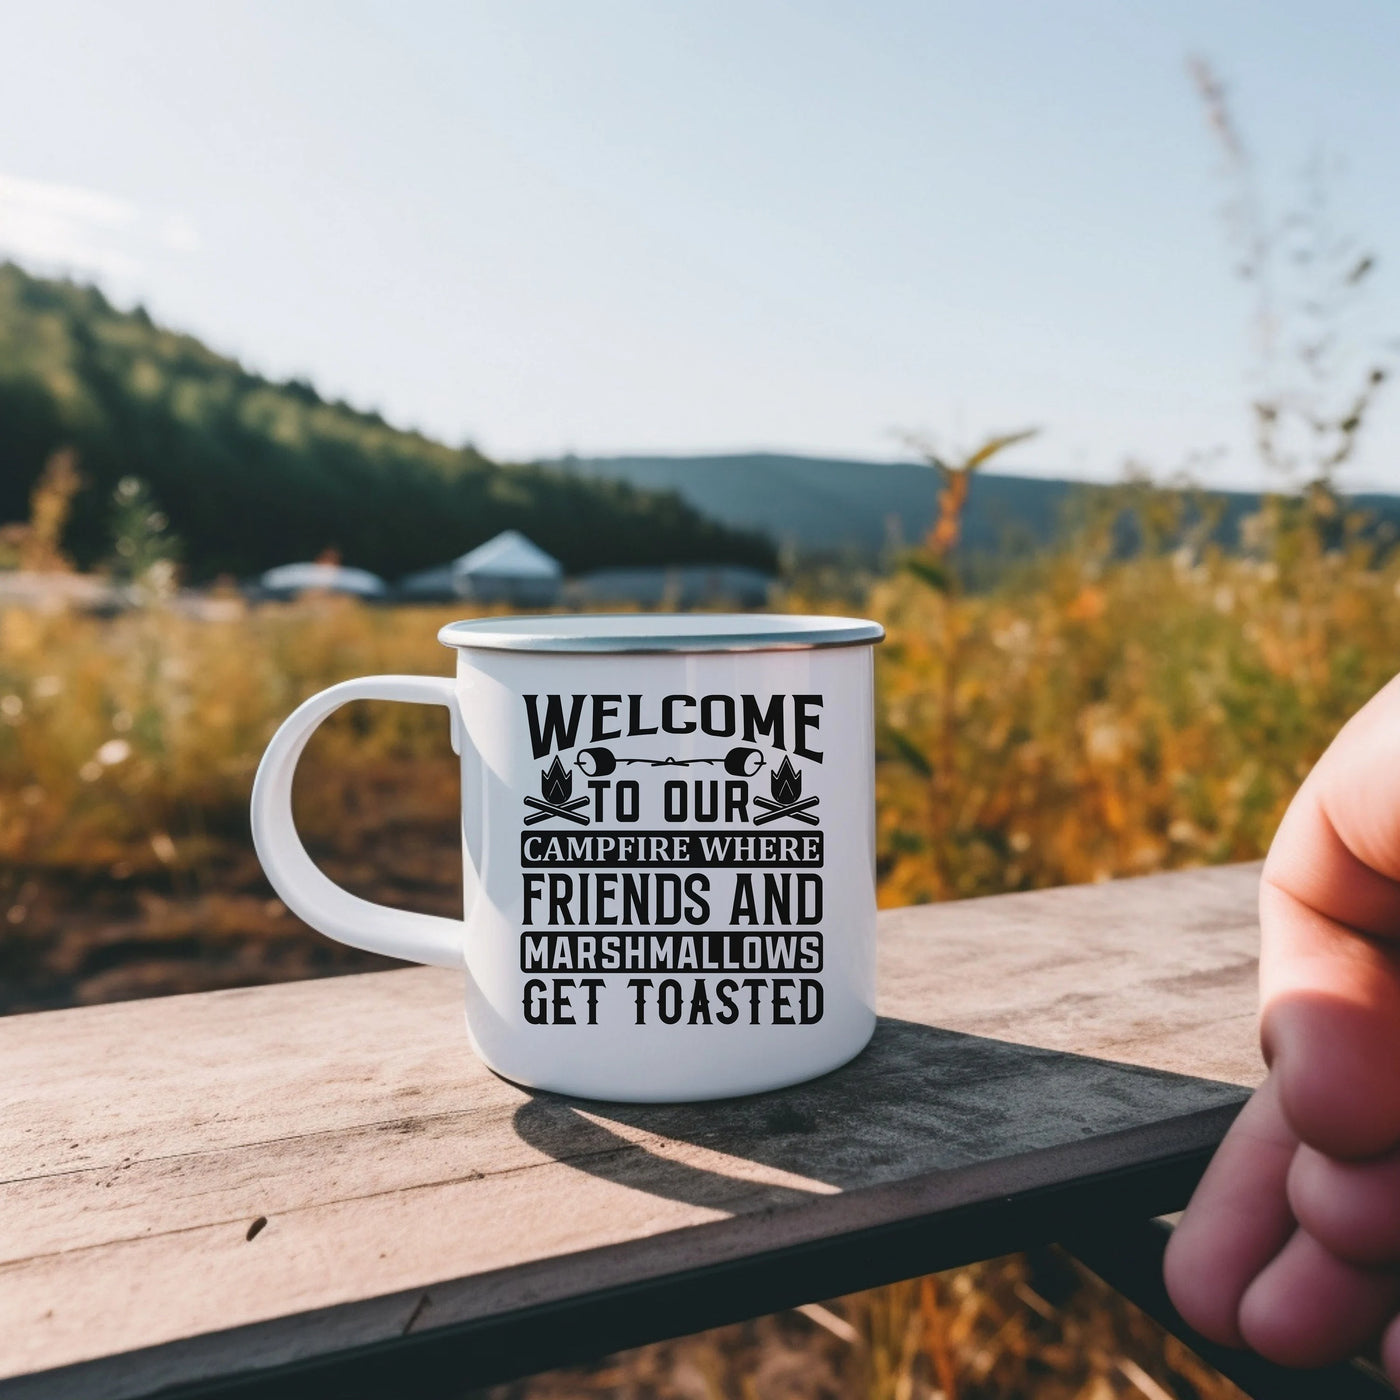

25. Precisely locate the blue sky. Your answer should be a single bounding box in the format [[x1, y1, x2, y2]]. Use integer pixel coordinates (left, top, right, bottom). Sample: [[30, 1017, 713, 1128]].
[[2, 1, 1398, 487]]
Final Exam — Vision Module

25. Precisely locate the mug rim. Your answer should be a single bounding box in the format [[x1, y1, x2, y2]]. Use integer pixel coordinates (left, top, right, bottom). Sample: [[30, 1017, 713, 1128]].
[[437, 612, 884, 655]]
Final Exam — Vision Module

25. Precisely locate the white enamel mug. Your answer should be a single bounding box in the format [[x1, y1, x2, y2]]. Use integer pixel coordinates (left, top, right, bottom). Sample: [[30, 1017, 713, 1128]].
[[251, 613, 884, 1102]]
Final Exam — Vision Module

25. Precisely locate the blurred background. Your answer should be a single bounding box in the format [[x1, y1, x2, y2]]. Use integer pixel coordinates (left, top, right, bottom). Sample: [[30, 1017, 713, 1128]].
[[3, 3, 1398, 1396]]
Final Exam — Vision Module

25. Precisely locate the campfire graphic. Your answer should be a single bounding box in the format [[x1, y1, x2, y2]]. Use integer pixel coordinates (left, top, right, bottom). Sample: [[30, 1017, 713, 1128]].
[[523, 756, 592, 826], [752, 756, 820, 826]]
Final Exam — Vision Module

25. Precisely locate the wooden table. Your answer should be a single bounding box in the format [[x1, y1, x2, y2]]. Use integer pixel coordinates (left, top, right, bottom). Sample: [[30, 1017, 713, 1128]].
[[1, 864, 1266, 1399]]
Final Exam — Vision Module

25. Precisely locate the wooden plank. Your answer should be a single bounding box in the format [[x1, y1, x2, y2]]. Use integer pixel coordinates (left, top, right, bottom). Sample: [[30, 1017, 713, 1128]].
[[879, 860, 1264, 1086], [0, 863, 1263, 1398]]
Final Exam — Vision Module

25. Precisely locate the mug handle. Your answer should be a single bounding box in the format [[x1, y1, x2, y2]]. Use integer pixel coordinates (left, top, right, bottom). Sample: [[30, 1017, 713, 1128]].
[[251, 675, 464, 968]]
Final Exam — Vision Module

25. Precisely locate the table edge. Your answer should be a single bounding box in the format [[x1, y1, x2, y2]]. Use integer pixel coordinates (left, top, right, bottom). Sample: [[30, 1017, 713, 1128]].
[[1, 1098, 1247, 1400]]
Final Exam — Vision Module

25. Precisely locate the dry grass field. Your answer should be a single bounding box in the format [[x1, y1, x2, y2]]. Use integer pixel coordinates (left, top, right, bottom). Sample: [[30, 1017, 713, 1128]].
[[474, 1251, 1247, 1400], [2, 487, 1394, 1396], [4, 488, 1393, 1008]]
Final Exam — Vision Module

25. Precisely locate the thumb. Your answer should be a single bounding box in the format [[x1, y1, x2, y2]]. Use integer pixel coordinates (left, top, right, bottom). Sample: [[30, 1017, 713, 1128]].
[[1261, 674, 1400, 1158]]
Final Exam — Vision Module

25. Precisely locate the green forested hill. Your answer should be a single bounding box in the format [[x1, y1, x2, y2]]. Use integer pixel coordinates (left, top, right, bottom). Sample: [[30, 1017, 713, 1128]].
[[0, 264, 775, 579]]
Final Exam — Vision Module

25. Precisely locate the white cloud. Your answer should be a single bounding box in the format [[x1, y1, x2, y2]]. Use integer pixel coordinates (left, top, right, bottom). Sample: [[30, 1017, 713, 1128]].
[[0, 173, 135, 227], [0, 172, 198, 282]]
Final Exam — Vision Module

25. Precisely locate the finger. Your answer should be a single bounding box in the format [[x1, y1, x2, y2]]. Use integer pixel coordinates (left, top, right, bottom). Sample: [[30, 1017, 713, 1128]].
[[1264, 671, 1400, 935], [1261, 880, 1400, 1159], [1239, 1227, 1400, 1367], [1164, 1076, 1297, 1346], [1260, 674, 1400, 1157], [1289, 1142, 1400, 1266], [1380, 1310, 1400, 1387]]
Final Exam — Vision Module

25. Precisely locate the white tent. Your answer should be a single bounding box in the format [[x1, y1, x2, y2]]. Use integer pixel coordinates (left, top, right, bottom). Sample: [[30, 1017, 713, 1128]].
[[258, 562, 387, 600], [398, 531, 563, 604], [456, 530, 560, 584]]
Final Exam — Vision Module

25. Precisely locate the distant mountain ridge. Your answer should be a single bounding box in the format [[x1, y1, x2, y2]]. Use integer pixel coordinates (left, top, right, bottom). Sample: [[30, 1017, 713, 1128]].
[[0, 265, 775, 580], [546, 452, 1400, 558]]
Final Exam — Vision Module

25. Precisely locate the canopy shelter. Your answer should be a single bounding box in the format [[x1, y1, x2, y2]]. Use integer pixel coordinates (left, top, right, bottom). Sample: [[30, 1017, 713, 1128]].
[[398, 530, 563, 605], [256, 562, 387, 600]]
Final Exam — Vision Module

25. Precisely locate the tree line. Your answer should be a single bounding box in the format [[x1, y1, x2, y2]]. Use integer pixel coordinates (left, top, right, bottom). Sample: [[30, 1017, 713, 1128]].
[[0, 263, 776, 580]]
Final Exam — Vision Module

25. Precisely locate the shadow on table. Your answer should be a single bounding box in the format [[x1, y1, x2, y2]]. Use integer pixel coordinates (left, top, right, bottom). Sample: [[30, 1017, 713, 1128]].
[[510, 1018, 1248, 1213]]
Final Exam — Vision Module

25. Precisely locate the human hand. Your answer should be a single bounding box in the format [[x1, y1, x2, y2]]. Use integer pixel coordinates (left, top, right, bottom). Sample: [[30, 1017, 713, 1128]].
[[1165, 674, 1400, 1374]]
